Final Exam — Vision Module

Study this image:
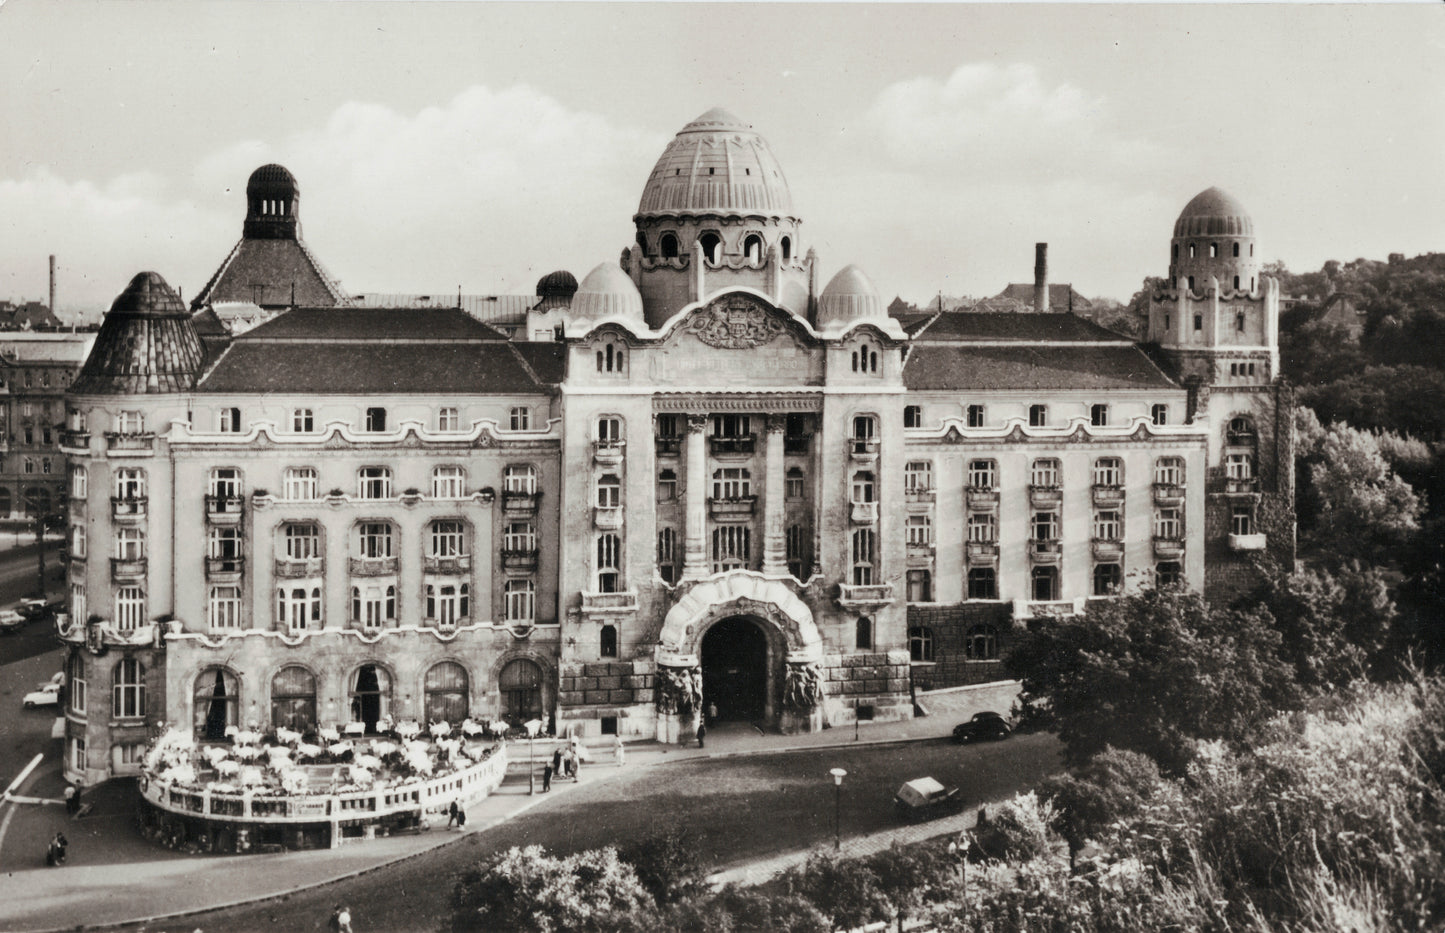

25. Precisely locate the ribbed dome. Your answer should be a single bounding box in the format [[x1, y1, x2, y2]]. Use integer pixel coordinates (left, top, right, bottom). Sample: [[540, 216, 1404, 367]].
[[1173, 187, 1254, 238], [536, 269, 578, 299], [569, 262, 644, 322], [817, 265, 885, 328], [72, 272, 205, 394], [247, 164, 298, 197], [636, 108, 795, 220]]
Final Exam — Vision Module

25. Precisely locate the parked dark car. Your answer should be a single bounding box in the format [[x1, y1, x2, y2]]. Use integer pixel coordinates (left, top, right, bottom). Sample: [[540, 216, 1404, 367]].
[[952, 711, 1012, 743]]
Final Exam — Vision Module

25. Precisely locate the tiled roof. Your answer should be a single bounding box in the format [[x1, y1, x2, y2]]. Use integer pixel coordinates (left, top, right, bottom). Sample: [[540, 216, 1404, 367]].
[[509, 341, 567, 385], [73, 273, 205, 394], [993, 283, 1094, 311], [910, 312, 1130, 344], [349, 293, 536, 325], [904, 344, 1178, 392], [192, 237, 350, 310], [241, 306, 509, 342]]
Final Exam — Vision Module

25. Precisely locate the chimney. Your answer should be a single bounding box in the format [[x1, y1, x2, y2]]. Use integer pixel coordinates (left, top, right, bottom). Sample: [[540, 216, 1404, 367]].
[[48, 255, 56, 316], [1033, 243, 1049, 312]]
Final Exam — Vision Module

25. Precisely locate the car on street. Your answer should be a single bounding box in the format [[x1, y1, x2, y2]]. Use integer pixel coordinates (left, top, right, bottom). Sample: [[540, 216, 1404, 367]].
[[952, 710, 1013, 744], [0, 610, 25, 634], [22, 682, 61, 709], [893, 776, 961, 821]]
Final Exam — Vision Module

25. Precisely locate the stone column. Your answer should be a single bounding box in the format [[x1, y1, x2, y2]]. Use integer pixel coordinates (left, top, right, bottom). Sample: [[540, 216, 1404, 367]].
[[762, 413, 788, 575], [682, 414, 709, 579]]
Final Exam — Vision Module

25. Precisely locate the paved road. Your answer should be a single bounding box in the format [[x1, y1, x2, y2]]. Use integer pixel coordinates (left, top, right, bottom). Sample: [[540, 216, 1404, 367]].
[[151, 732, 1060, 933]]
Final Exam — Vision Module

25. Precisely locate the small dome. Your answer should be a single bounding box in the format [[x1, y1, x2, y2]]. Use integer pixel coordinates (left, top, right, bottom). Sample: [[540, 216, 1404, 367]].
[[247, 164, 298, 197], [535, 269, 578, 299], [1173, 187, 1254, 238], [569, 262, 644, 322], [636, 108, 795, 220], [817, 265, 885, 328], [72, 272, 205, 395]]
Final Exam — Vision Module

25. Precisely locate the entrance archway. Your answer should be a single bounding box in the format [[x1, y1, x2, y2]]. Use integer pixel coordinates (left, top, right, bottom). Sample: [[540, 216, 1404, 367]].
[[701, 617, 768, 722]]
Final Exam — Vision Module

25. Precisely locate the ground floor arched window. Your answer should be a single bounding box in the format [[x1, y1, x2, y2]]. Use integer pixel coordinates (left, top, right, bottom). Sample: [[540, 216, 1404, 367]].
[[194, 667, 239, 740], [271, 666, 317, 732], [499, 658, 543, 726], [425, 661, 469, 724], [965, 624, 999, 661], [350, 664, 392, 732]]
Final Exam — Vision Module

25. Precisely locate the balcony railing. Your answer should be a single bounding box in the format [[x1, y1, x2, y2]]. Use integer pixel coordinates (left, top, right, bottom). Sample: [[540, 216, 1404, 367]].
[[206, 495, 245, 524], [1091, 538, 1124, 561], [784, 435, 811, 456], [966, 488, 1000, 512], [423, 554, 472, 574], [581, 591, 639, 613], [904, 487, 936, 503], [501, 549, 539, 571], [848, 438, 880, 461], [59, 429, 91, 453], [349, 556, 399, 576], [594, 506, 623, 531], [1226, 431, 1257, 446], [709, 435, 756, 456], [275, 556, 325, 578], [1153, 536, 1185, 560], [592, 440, 625, 466], [654, 437, 681, 457], [1029, 540, 1062, 563], [1229, 532, 1268, 551], [111, 496, 148, 521], [966, 541, 1000, 564], [1029, 486, 1062, 508], [111, 556, 147, 581], [501, 490, 541, 515], [850, 501, 879, 525], [1152, 483, 1186, 505], [205, 556, 245, 581], [709, 497, 757, 522], [104, 432, 156, 456], [1091, 485, 1125, 507], [1224, 477, 1260, 494]]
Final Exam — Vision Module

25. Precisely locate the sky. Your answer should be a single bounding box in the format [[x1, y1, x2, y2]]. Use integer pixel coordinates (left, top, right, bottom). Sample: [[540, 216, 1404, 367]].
[[1, 1, 1441, 317]]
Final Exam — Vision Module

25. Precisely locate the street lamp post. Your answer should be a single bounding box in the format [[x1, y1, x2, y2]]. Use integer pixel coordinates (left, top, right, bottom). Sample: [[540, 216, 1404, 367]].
[[524, 719, 542, 795], [829, 768, 847, 852], [948, 832, 968, 917]]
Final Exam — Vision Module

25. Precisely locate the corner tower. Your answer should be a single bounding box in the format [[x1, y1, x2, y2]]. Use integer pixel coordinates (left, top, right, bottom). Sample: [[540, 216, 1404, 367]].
[[629, 108, 814, 327]]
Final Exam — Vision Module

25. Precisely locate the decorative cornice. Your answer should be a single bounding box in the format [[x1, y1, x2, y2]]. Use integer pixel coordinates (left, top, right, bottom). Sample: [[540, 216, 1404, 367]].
[[166, 417, 561, 450], [907, 416, 1209, 447]]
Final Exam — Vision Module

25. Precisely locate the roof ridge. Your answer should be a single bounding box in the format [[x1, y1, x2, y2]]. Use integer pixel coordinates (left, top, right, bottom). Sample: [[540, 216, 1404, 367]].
[[293, 236, 351, 306], [191, 238, 244, 310], [505, 341, 544, 386]]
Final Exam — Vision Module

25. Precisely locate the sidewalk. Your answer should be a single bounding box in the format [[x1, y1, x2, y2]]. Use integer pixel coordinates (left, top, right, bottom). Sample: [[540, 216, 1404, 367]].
[[0, 682, 1019, 932]]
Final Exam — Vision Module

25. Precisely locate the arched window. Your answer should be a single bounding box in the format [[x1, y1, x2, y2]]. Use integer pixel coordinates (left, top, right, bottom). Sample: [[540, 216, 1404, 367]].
[[855, 616, 872, 649], [600, 625, 619, 658], [351, 585, 396, 629], [272, 666, 318, 731], [780, 236, 792, 263], [114, 467, 146, 501], [1232, 242, 1240, 257], [597, 534, 622, 592], [113, 658, 145, 718], [743, 234, 764, 264], [699, 232, 722, 264], [1228, 416, 1256, 442], [786, 467, 806, 499], [908, 626, 935, 662], [194, 667, 238, 740], [851, 528, 876, 585], [425, 583, 470, 626], [425, 662, 469, 724], [1093, 563, 1123, 596], [786, 524, 806, 579], [499, 658, 544, 725], [349, 664, 391, 733], [965, 624, 998, 660], [1171, 244, 1179, 260], [277, 586, 321, 631], [1031, 566, 1061, 601], [596, 343, 625, 374], [660, 232, 679, 259]]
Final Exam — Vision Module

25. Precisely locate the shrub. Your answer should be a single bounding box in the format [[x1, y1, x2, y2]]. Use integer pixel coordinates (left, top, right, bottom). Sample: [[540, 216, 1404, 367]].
[[618, 829, 707, 906], [445, 844, 653, 933]]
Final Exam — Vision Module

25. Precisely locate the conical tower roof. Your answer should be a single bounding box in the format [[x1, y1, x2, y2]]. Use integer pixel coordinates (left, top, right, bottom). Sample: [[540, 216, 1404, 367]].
[[73, 272, 205, 394]]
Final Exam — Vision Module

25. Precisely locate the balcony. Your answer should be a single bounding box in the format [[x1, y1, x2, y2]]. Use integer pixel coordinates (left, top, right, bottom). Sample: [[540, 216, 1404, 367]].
[[349, 556, 399, 576], [206, 495, 245, 525], [710, 435, 756, 456], [593, 440, 625, 467], [111, 496, 148, 522], [1229, 532, 1268, 551], [582, 590, 639, 614], [709, 497, 756, 522], [104, 432, 156, 457], [1092, 485, 1125, 507], [836, 582, 894, 609], [1153, 483, 1186, 506], [654, 437, 681, 457], [1224, 477, 1259, 495], [906, 541, 934, 565], [1226, 431, 1257, 447], [205, 556, 245, 582], [847, 438, 879, 463], [1091, 538, 1124, 561], [501, 549, 539, 571], [423, 554, 472, 574], [966, 541, 1000, 565], [1029, 486, 1062, 508], [59, 429, 90, 454], [784, 435, 810, 456], [904, 487, 936, 504], [1029, 540, 1062, 564], [501, 490, 541, 516], [1153, 536, 1185, 561], [275, 556, 325, 578], [966, 488, 1000, 512], [111, 556, 147, 581], [594, 506, 623, 531], [850, 501, 879, 525]]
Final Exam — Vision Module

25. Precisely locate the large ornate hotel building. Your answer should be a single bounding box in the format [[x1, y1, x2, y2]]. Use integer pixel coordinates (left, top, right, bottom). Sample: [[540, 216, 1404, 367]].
[[58, 109, 1293, 782]]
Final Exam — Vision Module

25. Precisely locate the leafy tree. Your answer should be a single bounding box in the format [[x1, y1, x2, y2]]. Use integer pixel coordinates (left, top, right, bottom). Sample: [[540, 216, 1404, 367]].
[[781, 852, 889, 930], [658, 887, 831, 933], [1261, 564, 1399, 687], [1308, 421, 1423, 561], [446, 845, 653, 933], [1006, 588, 1297, 773], [864, 844, 954, 932], [619, 829, 707, 906], [1040, 748, 1163, 869]]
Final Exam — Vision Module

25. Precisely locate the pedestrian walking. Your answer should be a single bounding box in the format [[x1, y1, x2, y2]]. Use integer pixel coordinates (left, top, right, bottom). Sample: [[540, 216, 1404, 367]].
[[542, 763, 552, 792], [447, 799, 458, 828], [63, 784, 77, 816], [337, 905, 354, 933], [707, 701, 717, 725], [456, 804, 467, 829], [328, 905, 343, 932], [552, 746, 563, 774], [564, 749, 576, 780], [696, 722, 707, 747], [613, 734, 624, 766]]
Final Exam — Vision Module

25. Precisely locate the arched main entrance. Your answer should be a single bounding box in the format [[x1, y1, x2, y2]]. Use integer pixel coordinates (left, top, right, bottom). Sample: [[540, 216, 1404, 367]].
[[701, 617, 768, 722]]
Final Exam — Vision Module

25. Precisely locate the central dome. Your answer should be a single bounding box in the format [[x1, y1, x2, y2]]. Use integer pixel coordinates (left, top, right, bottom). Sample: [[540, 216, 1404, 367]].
[[1173, 186, 1254, 238], [635, 108, 795, 220]]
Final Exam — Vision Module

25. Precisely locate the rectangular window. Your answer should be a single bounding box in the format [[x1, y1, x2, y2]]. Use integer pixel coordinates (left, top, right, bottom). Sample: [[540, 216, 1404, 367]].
[[711, 526, 752, 573], [71, 525, 86, 560], [292, 409, 314, 433], [70, 582, 86, 630], [903, 405, 922, 428], [358, 467, 392, 499], [115, 586, 145, 631], [1030, 458, 1061, 488], [505, 522, 537, 553], [1151, 404, 1168, 426], [278, 587, 319, 632], [207, 526, 242, 560], [1231, 506, 1256, 536], [355, 522, 393, 558], [596, 534, 622, 592], [437, 407, 460, 432], [365, 407, 387, 432], [70, 737, 87, 774], [1226, 453, 1254, 480], [712, 468, 751, 500], [658, 527, 678, 584], [504, 464, 538, 494], [1193, 314, 1203, 332], [1090, 404, 1109, 427], [352, 585, 395, 629], [1032, 511, 1059, 541], [710, 413, 751, 438], [427, 583, 469, 626], [597, 417, 623, 443], [509, 407, 530, 431], [785, 469, 805, 499], [657, 469, 678, 500], [967, 404, 985, 428], [432, 465, 466, 498], [217, 408, 242, 433], [596, 474, 622, 508], [850, 528, 876, 585], [906, 514, 932, 547], [967, 512, 997, 543], [1029, 404, 1047, 427], [430, 521, 466, 558], [1093, 457, 1123, 487], [505, 580, 535, 623], [208, 467, 242, 499], [907, 569, 932, 603], [1093, 510, 1122, 540], [71, 466, 87, 499], [904, 461, 932, 494], [284, 467, 319, 500], [42, 457, 51, 474], [967, 459, 997, 489], [1155, 508, 1182, 539], [785, 525, 806, 579], [1154, 457, 1185, 486], [284, 523, 320, 560], [208, 586, 242, 630], [115, 528, 145, 561]]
